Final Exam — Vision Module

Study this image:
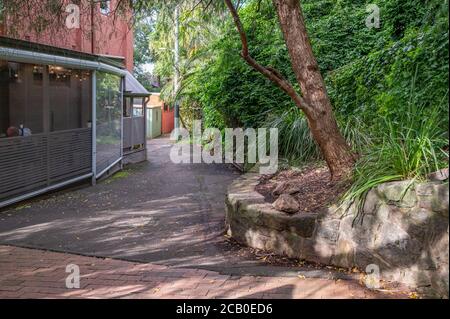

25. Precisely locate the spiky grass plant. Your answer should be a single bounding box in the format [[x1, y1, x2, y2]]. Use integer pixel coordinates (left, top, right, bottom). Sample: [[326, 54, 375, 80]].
[[344, 99, 449, 207], [264, 108, 321, 165], [264, 107, 372, 166]]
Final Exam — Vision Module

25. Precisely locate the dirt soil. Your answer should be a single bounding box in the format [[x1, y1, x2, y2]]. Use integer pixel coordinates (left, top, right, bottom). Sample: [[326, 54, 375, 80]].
[[255, 165, 351, 214]]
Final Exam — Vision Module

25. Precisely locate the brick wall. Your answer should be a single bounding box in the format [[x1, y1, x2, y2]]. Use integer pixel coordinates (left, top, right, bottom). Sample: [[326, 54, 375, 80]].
[[0, 0, 134, 71]]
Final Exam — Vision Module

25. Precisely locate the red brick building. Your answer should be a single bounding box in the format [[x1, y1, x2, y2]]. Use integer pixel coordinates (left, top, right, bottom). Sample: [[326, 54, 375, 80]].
[[0, 0, 150, 208], [0, 0, 134, 70]]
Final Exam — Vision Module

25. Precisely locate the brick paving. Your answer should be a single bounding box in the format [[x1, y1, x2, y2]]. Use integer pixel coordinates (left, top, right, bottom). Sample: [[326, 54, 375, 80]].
[[0, 245, 405, 299]]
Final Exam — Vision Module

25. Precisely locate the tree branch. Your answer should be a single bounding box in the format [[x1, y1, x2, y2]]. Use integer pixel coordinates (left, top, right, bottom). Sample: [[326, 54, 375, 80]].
[[224, 0, 311, 112]]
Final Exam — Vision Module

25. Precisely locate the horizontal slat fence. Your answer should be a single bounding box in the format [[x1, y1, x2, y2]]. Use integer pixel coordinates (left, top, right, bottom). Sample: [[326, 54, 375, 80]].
[[0, 128, 92, 201], [123, 116, 145, 153]]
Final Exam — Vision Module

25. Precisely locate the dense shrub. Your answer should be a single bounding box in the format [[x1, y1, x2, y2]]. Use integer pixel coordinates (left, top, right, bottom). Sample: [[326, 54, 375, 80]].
[[327, 1, 449, 131], [154, 0, 449, 182], [189, 0, 448, 129]]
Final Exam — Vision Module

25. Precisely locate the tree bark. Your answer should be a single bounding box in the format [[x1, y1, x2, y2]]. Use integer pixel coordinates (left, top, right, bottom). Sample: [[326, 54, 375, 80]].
[[272, 0, 355, 179], [224, 0, 355, 179]]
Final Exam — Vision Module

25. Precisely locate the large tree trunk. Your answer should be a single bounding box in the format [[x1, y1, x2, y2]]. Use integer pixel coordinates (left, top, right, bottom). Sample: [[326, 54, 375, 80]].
[[225, 0, 355, 179], [272, 0, 355, 179]]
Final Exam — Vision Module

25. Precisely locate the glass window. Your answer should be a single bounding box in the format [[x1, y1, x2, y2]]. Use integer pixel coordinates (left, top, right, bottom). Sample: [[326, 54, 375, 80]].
[[0, 61, 92, 138], [96, 72, 122, 174], [100, 0, 110, 15], [133, 97, 144, 117], [0, 61, 44, 138], [123, 97, 132, 117], [48, 66, 91, 132]]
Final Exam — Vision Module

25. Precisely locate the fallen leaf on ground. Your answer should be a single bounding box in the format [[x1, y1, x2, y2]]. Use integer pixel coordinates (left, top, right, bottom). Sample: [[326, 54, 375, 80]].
[[409, 292, 419, 299]]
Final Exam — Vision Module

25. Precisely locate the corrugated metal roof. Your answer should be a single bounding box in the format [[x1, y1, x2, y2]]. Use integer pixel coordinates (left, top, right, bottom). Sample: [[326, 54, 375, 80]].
[[124, 70, 150, 97]]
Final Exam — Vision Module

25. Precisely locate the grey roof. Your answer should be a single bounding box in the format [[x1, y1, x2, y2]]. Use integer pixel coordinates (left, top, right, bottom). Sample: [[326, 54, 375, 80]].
[[124, 70, 151, 97], [0, 36, 126, 70]]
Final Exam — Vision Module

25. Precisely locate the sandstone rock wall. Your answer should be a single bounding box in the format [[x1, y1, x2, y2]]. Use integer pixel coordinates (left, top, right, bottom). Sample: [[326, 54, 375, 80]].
[[226, 173, 449, 298]]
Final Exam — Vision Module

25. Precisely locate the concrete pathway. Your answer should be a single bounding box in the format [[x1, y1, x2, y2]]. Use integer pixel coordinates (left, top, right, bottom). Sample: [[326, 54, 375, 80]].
[[0, 136, 404, 298], [0, 137, 246, 271]]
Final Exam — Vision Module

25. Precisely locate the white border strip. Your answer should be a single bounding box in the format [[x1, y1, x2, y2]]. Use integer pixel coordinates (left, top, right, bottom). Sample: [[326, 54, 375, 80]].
[[95, 157, 123, 180]]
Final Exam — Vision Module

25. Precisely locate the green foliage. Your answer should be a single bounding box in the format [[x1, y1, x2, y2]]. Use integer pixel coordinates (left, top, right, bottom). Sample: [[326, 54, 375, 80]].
[[186, 0, 294, 129], [150, 0, 449, 189], [183, 0, 448, 130], [327, 0, 449, 131], [344, 98, 449, 205], [303, 0, 387, 73], [133, 17, 154, 91], [328, 0, 450, 203], [0, 1, 4, 24], [264, 107, 373, 166], [149, 0, 226, 105], [264, 107, 320, 164]]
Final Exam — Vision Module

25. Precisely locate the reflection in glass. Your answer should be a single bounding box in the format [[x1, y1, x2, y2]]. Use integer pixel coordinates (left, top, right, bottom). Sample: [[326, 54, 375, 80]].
[[0, 61, 44, 137], [96, 72, 122, 174], [49, 66, 91, 132], [133, 97, 144, 117]]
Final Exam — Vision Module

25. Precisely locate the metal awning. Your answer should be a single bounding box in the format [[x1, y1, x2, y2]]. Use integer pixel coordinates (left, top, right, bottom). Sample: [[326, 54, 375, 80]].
[[0, 36, 127, 74], [124, 71, 151, 97]]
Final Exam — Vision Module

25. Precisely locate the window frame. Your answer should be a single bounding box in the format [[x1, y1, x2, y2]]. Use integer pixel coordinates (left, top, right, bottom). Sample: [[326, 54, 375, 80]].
[[0, 60, 93, 139], [100, 0, 111, 15], [0, 61, 45, 137]]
